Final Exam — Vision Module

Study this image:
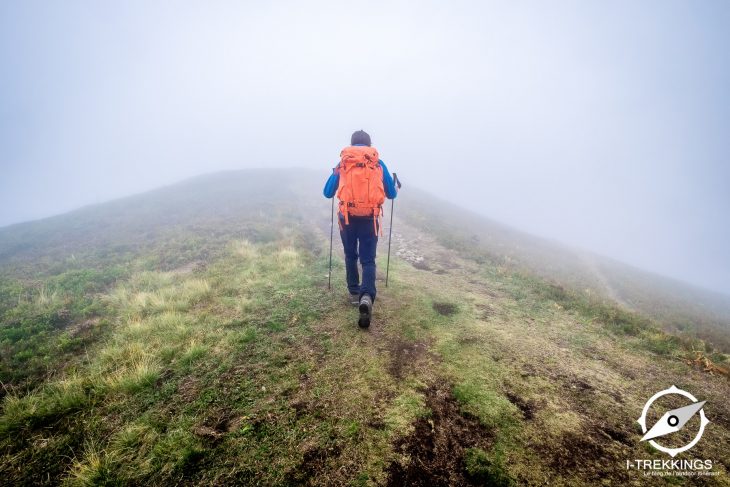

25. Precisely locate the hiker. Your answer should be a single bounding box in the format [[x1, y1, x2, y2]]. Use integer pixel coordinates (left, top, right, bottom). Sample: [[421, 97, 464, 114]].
[[323, 130, 398, 327]]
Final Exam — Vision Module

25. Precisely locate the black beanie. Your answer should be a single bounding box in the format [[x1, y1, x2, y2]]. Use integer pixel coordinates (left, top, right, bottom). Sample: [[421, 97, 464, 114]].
[[351, 130, 371, 146]]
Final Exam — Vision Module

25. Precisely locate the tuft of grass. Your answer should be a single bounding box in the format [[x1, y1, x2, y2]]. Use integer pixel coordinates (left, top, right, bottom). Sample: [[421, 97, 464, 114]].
[[0, 376, 91, 435], [107, 275, 212, 319], [33, 286, 64, 309], [65, 441, 119, 487], [464, 447, 514, 487], [452, 381, 517, 430], [230, 239, 258, 260], [149, 426, 205, 476], [180, 340, 208, 367], [103, 356, 161, 394], [644, 332, 681, 356]]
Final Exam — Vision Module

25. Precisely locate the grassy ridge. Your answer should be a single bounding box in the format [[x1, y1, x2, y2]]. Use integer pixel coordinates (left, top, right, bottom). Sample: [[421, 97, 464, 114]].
[[0, 234, 473, 485], [0, 170, 323, 393], [0, 170, 728, 485]]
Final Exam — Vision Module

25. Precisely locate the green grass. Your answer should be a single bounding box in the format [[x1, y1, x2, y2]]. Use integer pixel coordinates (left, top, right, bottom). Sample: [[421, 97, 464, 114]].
[[464, 447, 514, 487], [1, 237, 320, 480], [1, 233, 422, 485], [0, 265, 126, 388]]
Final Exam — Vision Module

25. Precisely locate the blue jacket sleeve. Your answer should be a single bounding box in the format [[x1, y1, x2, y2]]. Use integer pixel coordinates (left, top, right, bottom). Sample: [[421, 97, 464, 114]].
[[379, 160, 398, 199], [323, 165, 339, 198]]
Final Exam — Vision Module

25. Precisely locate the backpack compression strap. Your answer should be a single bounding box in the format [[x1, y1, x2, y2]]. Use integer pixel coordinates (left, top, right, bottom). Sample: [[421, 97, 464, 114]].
[[372, 206, 384, 237]]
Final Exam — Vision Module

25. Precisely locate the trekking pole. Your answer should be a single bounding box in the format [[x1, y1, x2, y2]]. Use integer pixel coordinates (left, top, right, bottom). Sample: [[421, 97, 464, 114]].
[[328, 196, 334, 290], [385, 173, 402, 287]]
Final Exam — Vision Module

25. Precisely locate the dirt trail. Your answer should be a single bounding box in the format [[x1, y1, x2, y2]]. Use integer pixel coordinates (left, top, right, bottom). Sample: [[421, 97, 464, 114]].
[[579, 252, 633, 310], [312, 214, 730, 485]]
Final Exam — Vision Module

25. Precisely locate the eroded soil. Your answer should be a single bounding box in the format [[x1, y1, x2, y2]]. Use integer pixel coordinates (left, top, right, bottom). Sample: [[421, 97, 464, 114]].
[[386, 381, 494, 487]]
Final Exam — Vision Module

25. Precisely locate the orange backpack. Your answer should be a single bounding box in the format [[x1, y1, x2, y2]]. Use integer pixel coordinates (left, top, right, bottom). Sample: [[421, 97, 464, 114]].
[[336, 145, 385, 234]]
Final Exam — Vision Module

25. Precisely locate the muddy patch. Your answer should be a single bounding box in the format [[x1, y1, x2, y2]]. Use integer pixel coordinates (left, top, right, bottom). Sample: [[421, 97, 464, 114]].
[[367, 417, 387, 430], [598, 423, 632, 446], [290, 399, 310, 418], [178, 375, 201, 402], [433, 302, 458, 316], [504, 391, 540, 420], [412, 260, 432, 271], [193, 409, 244, 444], [539, 428, 630, 483], [571, 378, 594, 392], [285, 440, 343, 485], [549, 371, 595, 394], [386, 381, 495, 486]]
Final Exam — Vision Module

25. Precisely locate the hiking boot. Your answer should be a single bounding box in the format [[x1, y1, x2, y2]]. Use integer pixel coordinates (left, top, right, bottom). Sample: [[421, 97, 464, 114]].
[[358, 294, 372, 328], [349, 293, 360, 306]]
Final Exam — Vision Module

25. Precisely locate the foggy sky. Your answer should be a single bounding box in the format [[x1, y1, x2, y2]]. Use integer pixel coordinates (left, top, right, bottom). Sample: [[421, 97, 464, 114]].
[[1, 1, 729, 295]]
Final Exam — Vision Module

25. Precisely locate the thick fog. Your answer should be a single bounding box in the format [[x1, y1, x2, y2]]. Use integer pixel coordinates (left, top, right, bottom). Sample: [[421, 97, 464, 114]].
[[1, 1, 729, 295]]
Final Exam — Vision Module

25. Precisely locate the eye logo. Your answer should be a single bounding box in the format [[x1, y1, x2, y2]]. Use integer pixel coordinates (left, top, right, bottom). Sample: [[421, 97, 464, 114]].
[[637, 385, 709, 457]]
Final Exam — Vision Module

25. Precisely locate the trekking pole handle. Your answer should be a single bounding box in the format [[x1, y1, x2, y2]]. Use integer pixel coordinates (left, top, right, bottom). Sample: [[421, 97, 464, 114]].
[[393, 173, 402, 190]]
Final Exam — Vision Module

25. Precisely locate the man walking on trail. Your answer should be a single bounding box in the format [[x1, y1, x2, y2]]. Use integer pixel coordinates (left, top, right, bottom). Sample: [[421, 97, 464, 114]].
[[323, 130, 398, 328]]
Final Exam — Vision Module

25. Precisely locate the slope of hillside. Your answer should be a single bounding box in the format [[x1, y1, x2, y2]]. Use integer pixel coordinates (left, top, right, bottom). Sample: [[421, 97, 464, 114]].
[[398, 188, 730, 352], [0, 169, 728, 486]]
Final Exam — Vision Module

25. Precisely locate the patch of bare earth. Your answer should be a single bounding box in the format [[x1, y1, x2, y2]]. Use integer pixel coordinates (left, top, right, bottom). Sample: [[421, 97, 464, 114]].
[[432, 302, 458, 316], [536, 422, 632, 485], [504, 391, 541, 420], [67, 317, 101, 338], [386, 380, 494, 487], [285, 440, 346, 485], [193, 409, 244, 445], [412, 260, 432, 271]]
